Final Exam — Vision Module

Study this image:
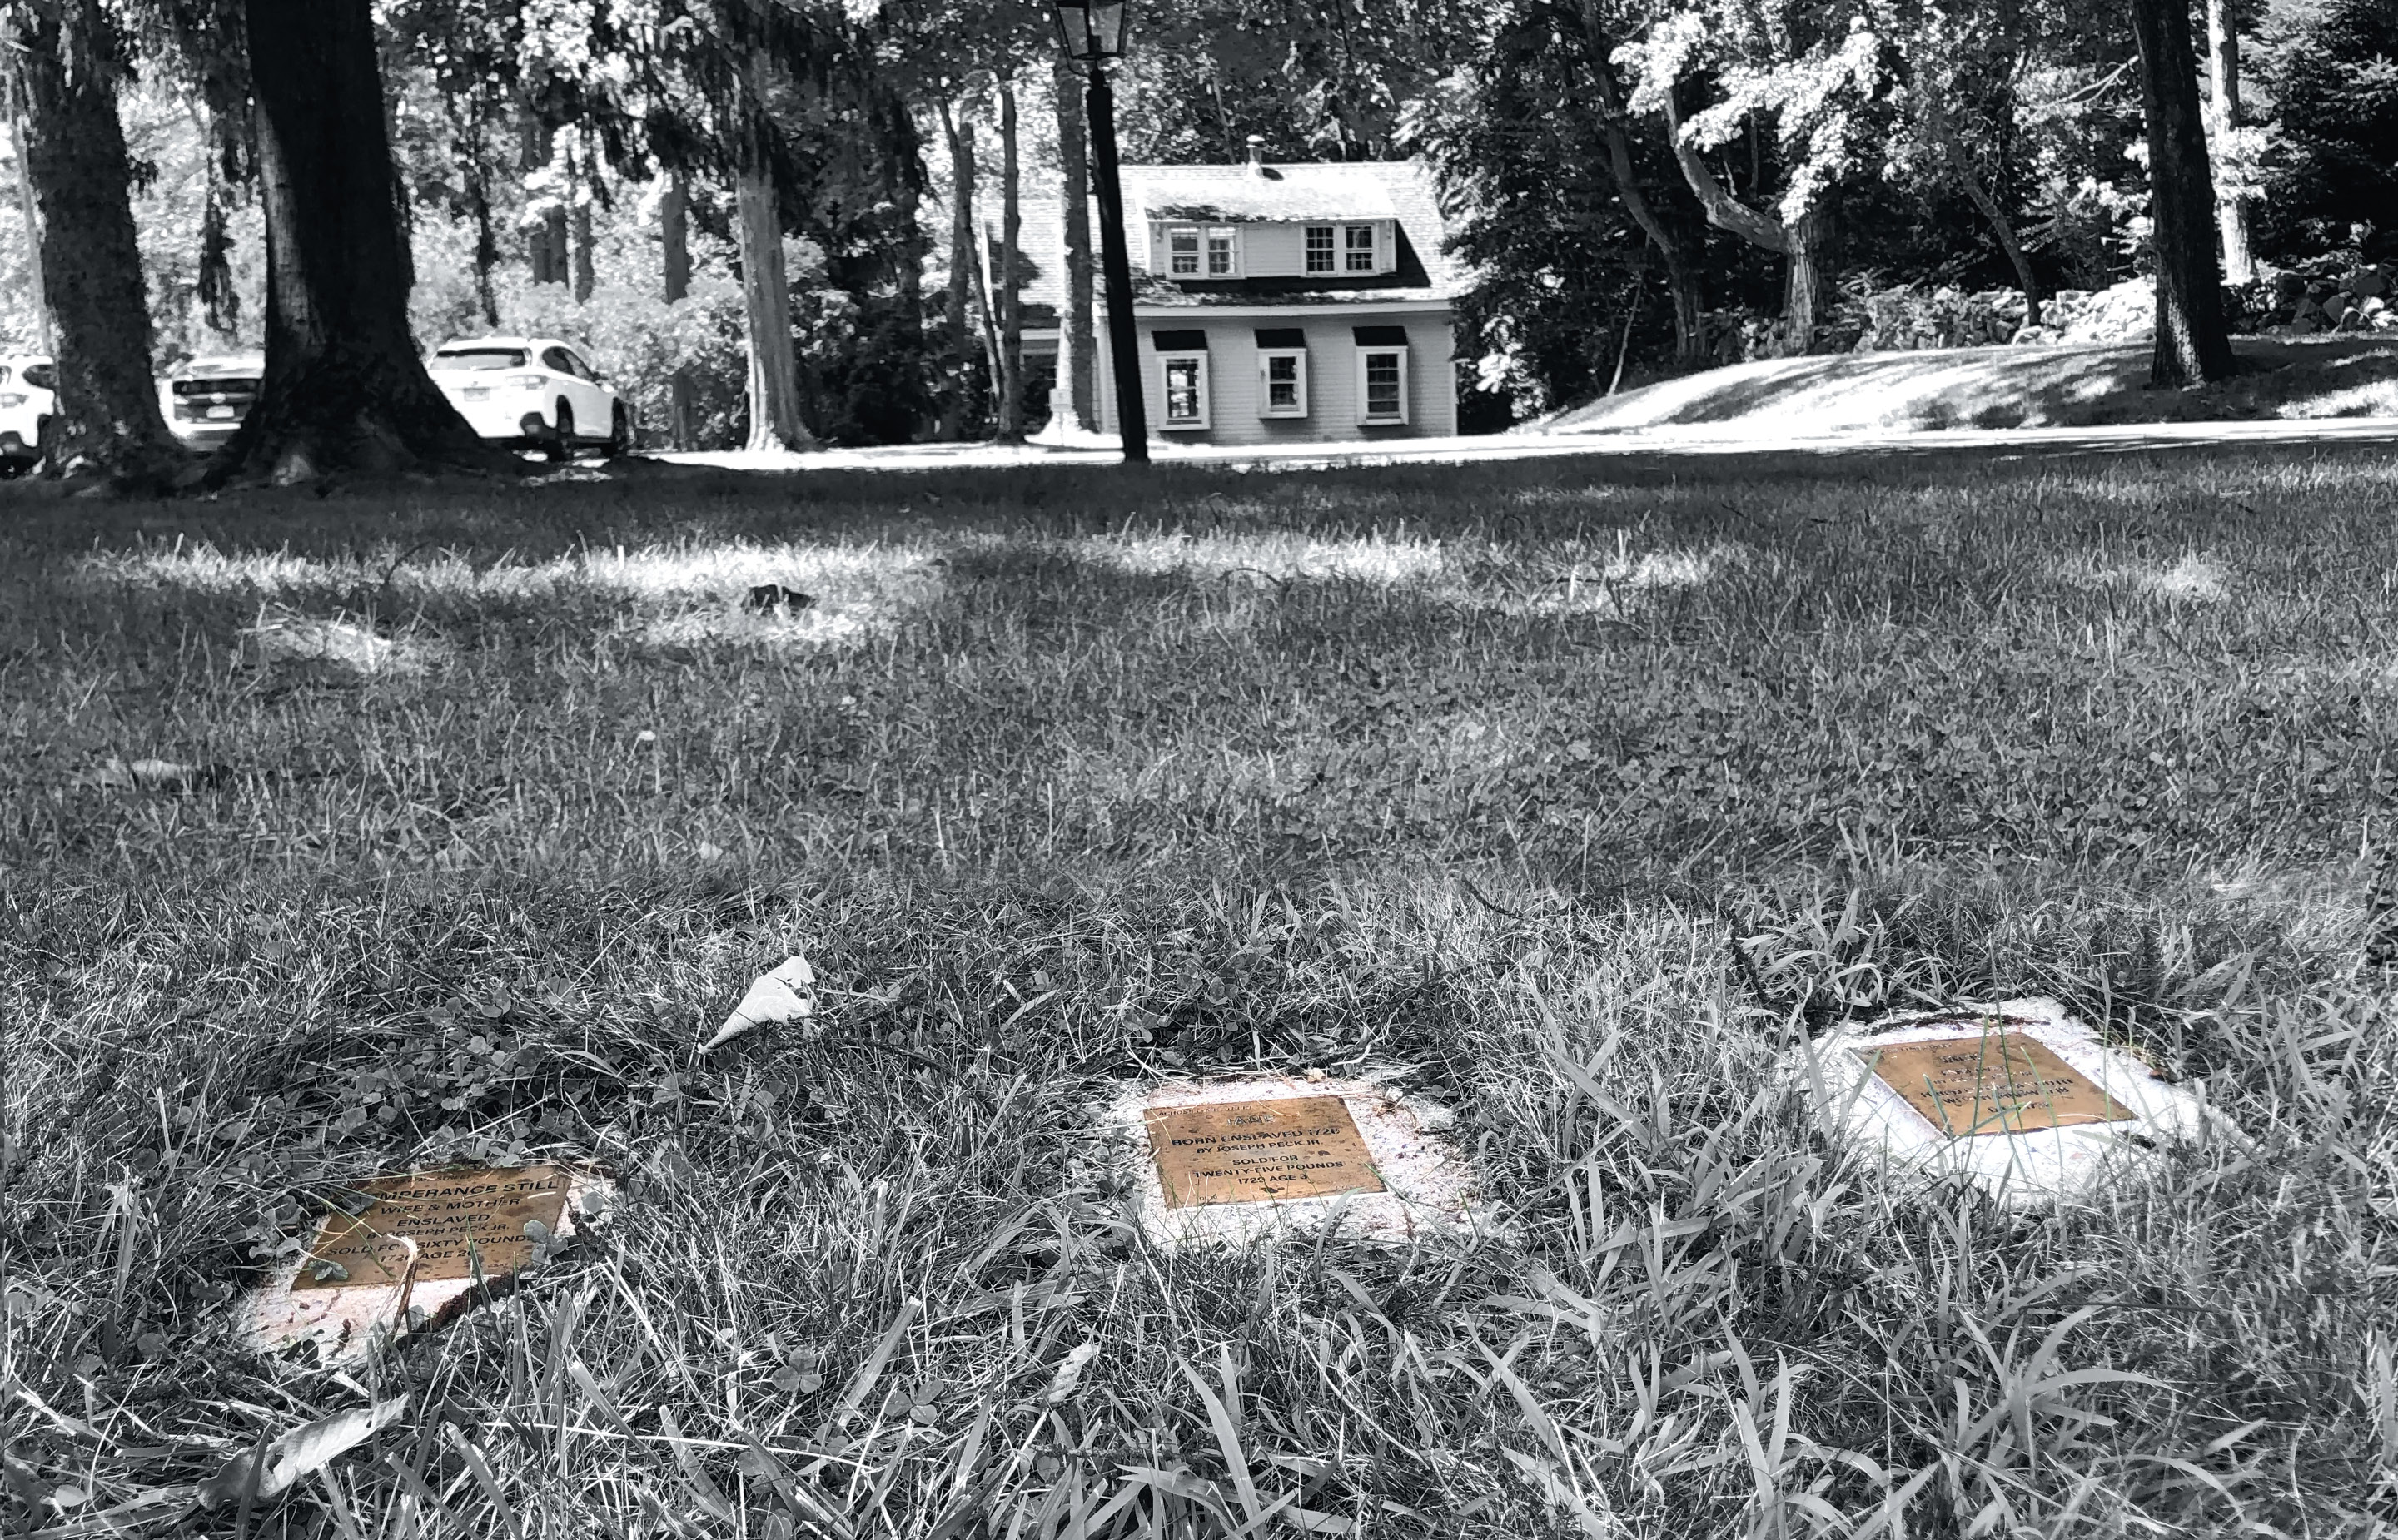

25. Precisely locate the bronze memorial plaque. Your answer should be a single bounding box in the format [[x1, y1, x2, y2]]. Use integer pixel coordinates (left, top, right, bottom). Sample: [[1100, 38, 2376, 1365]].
[[1145, 1096, 1387, 1209], [294, 1165, 570, 1290], [1867, 1035, 2138, 1137]]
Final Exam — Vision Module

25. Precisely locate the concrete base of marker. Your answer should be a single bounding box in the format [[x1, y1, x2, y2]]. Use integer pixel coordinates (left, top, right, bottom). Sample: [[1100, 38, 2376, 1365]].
[[240, 1166, 614, 1367], [1792, 997, 2236, 1210], [1107, 1073, 1490, 1249]]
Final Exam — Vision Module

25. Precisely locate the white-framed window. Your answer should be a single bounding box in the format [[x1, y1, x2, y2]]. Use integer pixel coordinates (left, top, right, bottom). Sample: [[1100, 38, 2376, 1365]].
[[1304, 225, 1336, 273], [1259, 350, 1307, 417], [1356, 346, 1408, 425], [1345, 223, 1378, 272], [1160, 352, 1211, 429], [1206, 226, 1237, 276], [1167, 225, 1201, 276]]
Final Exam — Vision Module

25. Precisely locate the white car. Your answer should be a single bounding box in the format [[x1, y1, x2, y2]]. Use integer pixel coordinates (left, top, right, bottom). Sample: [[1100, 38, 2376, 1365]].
[[427, 335, 632, 460], [0, 354, 57, 474], [159, 354, 263, 451]]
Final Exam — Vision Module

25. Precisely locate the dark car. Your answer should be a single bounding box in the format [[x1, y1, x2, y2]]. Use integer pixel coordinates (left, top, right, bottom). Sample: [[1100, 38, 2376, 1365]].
[[160, 355, 264, 450]]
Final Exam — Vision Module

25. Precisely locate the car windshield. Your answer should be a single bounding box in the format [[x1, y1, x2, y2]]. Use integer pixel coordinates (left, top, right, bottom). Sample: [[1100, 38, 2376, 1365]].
[[431, 349, 528, 371], [186, 361, 259, 379]]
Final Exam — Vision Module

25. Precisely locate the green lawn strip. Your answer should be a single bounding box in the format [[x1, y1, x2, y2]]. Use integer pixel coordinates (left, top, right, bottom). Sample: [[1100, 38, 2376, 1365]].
[[2, 448, 2393, 1535]]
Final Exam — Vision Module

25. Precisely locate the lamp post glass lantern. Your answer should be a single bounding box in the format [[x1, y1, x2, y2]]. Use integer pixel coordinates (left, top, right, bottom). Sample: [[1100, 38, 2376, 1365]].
[[1047, 1, 1128, 61], [1049, 0, 1147, 462]]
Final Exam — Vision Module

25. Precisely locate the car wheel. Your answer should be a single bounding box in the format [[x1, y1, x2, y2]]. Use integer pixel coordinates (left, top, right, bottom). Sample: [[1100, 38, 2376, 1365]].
[[606, 403, 634, 458], [546, 400, 575, 463]]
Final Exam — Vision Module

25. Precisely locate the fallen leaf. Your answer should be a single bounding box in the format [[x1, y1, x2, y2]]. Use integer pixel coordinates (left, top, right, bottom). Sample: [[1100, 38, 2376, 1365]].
[[1038, 1341, 1101, 1405], [92, 758, 226, 792], [703, 954, 816, 1052], [196, 1397, 408, 1509]]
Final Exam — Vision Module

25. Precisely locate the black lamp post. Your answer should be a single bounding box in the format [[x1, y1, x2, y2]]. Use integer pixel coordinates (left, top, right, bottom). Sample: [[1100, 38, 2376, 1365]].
[[1047, 0, 1147, 464]]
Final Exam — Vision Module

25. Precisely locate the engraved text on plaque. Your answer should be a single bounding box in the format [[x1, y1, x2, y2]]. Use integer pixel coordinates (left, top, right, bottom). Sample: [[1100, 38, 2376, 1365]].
[[1868, 1036, 2137, 1137], [295, 1165, 570, 1290], [1145, 1097, 1386, 1208]]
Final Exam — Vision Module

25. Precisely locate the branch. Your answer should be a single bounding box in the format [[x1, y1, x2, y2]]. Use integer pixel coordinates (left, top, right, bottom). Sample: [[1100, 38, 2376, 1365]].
[[1661, 91, 1786, 253]]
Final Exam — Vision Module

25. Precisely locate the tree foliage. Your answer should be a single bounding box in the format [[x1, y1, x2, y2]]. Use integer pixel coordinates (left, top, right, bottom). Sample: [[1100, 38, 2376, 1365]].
[[10, 0, 2398, 468]]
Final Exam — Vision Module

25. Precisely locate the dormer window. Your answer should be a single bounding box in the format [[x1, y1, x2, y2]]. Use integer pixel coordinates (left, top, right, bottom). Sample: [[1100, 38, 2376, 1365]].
[[1304, 222, 1384, 275], [1162, 223, 1240, 277]]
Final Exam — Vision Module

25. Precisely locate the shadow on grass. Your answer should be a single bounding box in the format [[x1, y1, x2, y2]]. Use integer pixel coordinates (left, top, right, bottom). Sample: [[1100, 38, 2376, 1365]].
[[1555, 335, 2398, 437]]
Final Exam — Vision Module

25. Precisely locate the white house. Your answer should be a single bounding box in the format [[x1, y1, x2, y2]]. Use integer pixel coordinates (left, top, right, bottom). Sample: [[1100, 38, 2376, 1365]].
[[1013, 147, 1465, 446]]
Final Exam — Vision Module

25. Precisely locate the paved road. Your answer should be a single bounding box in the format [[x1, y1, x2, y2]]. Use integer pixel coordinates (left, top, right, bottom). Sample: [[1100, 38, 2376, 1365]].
[[659, 415, 2398, 478]]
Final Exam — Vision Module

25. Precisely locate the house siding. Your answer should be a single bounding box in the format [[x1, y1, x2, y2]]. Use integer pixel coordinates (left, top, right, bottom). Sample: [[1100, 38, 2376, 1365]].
[[1241, 223, 1307, 277], [1094, 308, 1456, 446]]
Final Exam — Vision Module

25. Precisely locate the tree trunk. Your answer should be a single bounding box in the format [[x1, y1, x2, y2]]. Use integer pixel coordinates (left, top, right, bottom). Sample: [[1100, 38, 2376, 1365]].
[[661, 168, 696, 450], [448, 99, 500, 326], [467, 164, 500, 326], [1784, 202, 1833, 352], [883, 96, 928, 442], [8, 117, 52, 356], [2206, 0, 2254, 284], [735, 159, 808, 452], [9, 0, 182, 483], [1576, 3, 1708, 370], [996, 77, 1023, 444], [1938, 124, 2043, 325], [1659, 92, 1787, 255], [1665, 263, 1707, 369], [1656, 86, 1842, 348], [1598, 119, 1708, 370], [1054, 55, 1096, 432], [570, 140, 595, 303], [219, 0, 493, 484], [660, 171, 691, 302], [971, 192, 1004, 428], [522, 112, 568, 285], [938, 97, 977, 440], [2132, 0, 2236, 386]]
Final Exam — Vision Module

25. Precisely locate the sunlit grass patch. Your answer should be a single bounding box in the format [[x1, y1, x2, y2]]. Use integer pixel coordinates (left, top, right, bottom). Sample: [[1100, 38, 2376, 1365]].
[[3, 445, 2396, 1537], [2052, 549, 2231, 604], [1067, 529, 1449, 588]]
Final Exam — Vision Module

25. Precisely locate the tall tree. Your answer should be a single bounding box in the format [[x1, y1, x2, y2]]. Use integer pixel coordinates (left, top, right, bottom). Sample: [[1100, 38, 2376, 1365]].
[[660, 168, 698, 449], [1884, 0, 2047, 324], [1572, 1, 1707, 370], [221, 0, 494, 481], [734, 51, 808, 452], [2206, 0, 2254, 282], [1619, 4, 1883, 351], [2250, 0, 2398, 249], [7, 0, 183, 482], [993, 72, 1022, 443], [1053, 53, 1095, 433], [2131, 0, 2236, 385], [936, 92, 978, 439], [570, 135, 596, 301], [522, 109, 570, 284]]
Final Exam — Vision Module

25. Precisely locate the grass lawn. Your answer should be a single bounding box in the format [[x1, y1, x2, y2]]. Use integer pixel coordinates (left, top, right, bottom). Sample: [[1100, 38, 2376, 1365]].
[[2, 446, 2395, 1537], [1547, 336, 2398, 437]]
